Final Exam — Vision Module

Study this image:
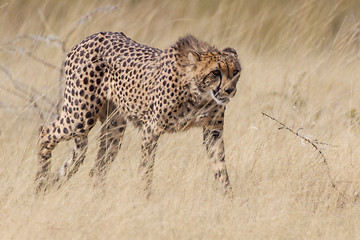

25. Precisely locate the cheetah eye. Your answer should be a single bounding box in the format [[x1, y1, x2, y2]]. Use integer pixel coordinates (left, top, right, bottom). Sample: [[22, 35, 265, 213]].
[[233, 70, 240, 76], [211, 70, 221, 77]]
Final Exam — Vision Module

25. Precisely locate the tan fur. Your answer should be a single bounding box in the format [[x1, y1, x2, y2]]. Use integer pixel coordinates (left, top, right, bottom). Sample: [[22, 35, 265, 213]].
[[36, 32, 241, 197]]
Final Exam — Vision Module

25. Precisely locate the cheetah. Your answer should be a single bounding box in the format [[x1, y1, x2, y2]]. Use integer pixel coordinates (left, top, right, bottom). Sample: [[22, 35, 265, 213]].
[[36, 32, 241, 197]]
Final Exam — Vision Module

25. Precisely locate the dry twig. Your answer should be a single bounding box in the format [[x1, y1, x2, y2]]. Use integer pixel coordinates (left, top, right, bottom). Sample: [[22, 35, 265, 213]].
[[0, 64, 58, 120], [0, 3, 122, 115], [263, 112, 360, 205], [1, 46, 59, 70], [261, 112, 337, 190], [64, 3, 122, 44]]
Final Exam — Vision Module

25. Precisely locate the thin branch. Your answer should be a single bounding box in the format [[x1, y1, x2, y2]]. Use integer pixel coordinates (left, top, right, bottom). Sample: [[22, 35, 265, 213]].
[[64, 3, 122, 43], [0, 64, 57, 111], [1, 4, 122, 116], [1, 46, 60, 70], [4, 34, 63, 47], [261, 112, 337, 189]]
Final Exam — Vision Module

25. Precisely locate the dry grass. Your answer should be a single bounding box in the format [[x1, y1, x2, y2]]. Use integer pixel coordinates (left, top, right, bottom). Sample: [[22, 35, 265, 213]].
[[1, 0, 360, 239]]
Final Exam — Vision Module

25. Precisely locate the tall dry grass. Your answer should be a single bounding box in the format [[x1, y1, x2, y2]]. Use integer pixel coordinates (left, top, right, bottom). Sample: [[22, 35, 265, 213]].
[[1, 0, 360, 239]]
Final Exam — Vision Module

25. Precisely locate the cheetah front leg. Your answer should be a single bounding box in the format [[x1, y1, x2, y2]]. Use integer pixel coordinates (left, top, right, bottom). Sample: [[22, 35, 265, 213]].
[[203, 122, 233, 197], [139, 125, 160, 199]]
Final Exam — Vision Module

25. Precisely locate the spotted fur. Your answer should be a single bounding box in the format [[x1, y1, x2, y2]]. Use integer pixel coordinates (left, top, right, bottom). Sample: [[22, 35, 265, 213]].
[[36, 32, 241, 197]]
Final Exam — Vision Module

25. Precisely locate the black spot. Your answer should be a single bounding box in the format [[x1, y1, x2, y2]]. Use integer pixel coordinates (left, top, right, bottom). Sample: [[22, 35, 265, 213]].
[[87, 118, 94, 125], [85, 112, 92, 118], [63, 128, 69, 134], [76, 123, 84, 129], [90, 71, 95, 77], [83, 77, 89, 84]]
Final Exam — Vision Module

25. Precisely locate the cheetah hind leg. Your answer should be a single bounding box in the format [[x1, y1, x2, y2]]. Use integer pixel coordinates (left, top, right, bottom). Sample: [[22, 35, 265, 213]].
[[36, 117, 74, 193], [55, 136, 89, 183], [89, 103, 127, 186]]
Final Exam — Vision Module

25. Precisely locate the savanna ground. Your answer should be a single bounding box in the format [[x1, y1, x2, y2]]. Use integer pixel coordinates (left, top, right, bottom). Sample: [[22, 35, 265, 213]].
[[1, 0, 360, 239]]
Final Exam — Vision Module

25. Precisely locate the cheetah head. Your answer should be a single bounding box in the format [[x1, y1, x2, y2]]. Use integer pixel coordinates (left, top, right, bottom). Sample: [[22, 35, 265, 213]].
[[187, 47, 241, 105]]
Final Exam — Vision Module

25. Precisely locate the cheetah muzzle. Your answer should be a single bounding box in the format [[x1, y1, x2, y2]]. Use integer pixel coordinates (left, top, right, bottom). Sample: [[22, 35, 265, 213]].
[[36, 32, 241, 198]]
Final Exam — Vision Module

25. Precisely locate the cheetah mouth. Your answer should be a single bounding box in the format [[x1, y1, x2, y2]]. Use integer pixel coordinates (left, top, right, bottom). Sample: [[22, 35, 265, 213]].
[[210, 90, 229, 105]]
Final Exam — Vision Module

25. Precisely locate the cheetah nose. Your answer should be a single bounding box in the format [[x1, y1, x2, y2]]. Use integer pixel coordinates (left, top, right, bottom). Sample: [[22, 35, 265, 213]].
[[224, 88, 235, 95]]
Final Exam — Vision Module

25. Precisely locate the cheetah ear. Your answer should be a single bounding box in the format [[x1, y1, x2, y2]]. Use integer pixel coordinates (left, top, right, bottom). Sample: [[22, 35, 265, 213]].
[[223, 48, 238, 57], [188, 51, 201, 66]]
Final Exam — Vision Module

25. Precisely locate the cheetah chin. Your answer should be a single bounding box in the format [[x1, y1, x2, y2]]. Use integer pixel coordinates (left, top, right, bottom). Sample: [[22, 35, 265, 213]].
[[210, 90, 226, 105]]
